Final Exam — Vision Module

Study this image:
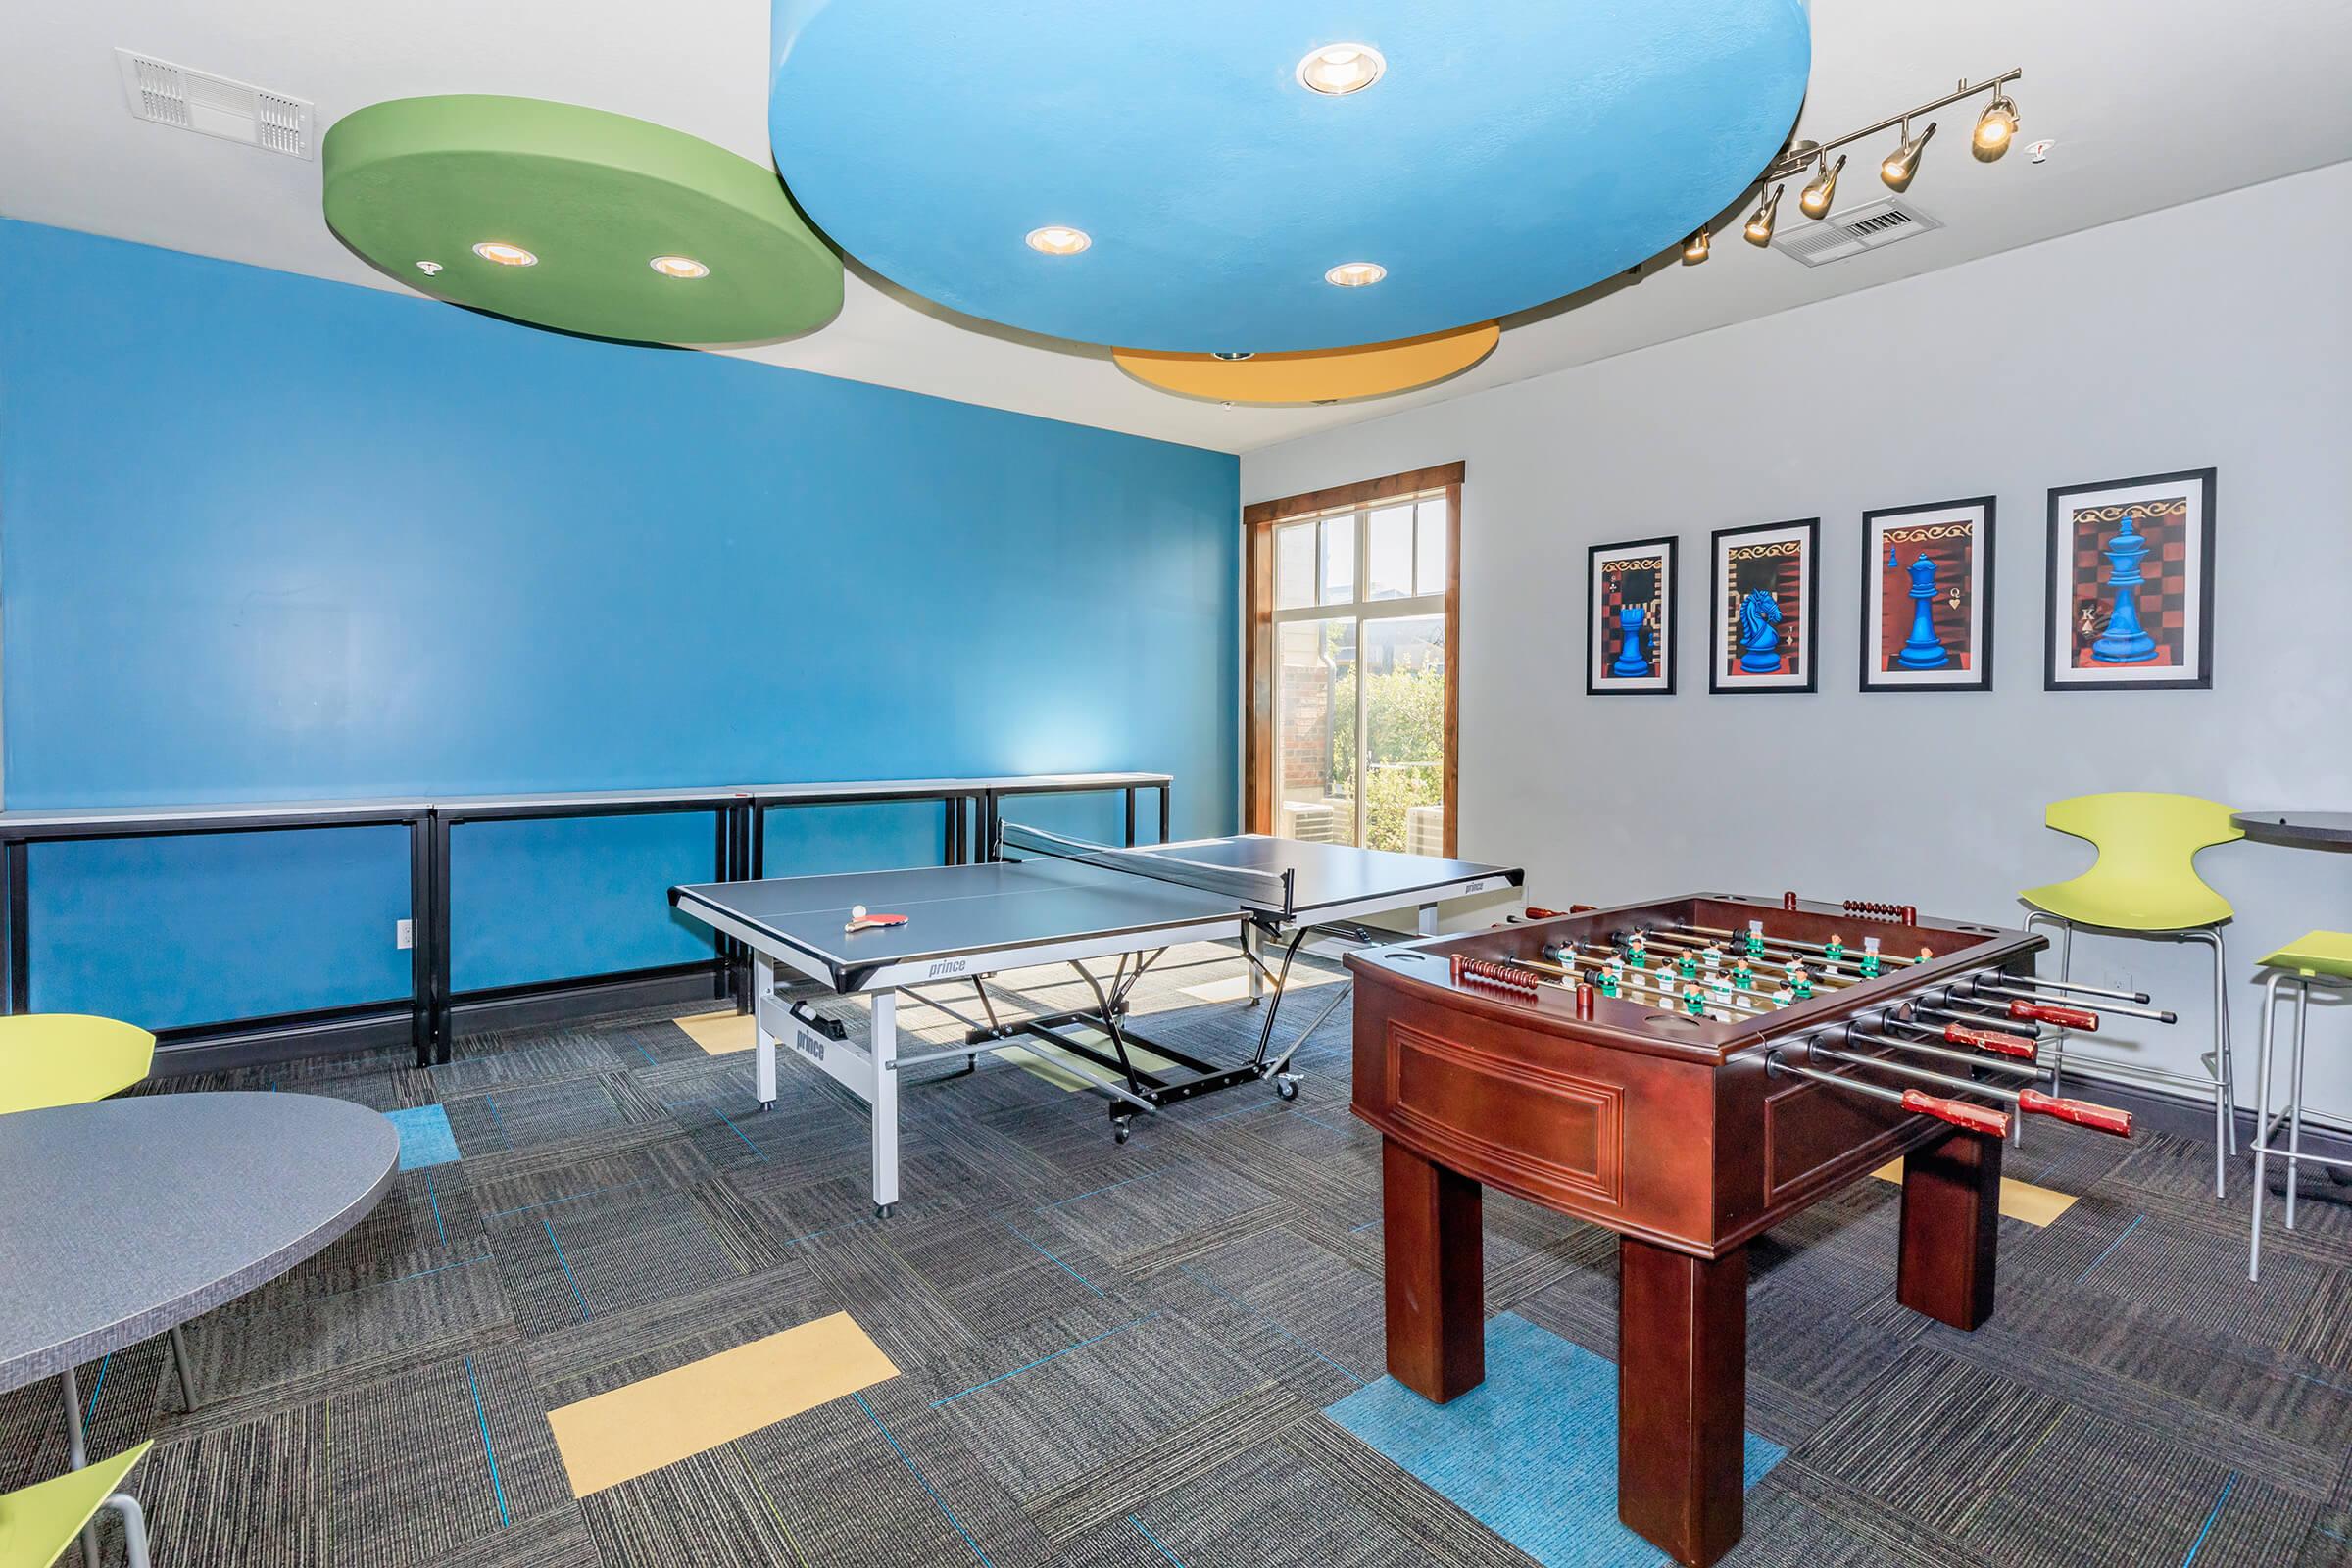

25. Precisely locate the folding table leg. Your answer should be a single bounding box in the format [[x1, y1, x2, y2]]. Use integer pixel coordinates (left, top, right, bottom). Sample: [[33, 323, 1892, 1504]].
[[750, 956, 779, 1110], [871, 992, 900, 1218]]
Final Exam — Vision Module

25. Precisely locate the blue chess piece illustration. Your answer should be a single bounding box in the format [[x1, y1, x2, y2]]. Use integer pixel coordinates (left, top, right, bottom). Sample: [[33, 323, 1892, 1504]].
[[1611, 603, 1651, 677], [1894, 553, 1950, 669], [2090, 509, 2157, 663], [1737, 589, 1783, 673]]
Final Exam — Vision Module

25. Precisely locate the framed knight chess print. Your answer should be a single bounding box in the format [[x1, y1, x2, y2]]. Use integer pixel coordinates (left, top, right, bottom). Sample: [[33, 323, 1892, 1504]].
[[1709, 518, 1819, 694], [1860, 497, 1995, 693], [1587, 536, 1678, 695], [2043, 468, 2216, 691]]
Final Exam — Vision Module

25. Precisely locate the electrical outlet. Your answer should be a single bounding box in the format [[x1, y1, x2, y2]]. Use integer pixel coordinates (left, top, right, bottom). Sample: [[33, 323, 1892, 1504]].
[[396, 918, 415, 950]]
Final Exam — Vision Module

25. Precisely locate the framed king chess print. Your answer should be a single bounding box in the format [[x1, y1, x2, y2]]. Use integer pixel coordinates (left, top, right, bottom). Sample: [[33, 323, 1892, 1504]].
[[1709, 518, 1819, 694], [1587, 536, 1677, 695], [1860, 497, 1995, 693], [2043, 468, 2216, 691]]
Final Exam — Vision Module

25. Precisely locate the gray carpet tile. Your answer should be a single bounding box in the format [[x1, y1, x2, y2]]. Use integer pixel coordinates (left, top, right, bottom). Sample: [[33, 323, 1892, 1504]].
[[14, 966, 2351, 1568]]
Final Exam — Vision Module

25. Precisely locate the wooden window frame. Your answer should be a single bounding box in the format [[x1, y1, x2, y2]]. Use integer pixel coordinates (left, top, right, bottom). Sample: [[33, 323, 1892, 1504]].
[[1243, 462, 1464, 856]]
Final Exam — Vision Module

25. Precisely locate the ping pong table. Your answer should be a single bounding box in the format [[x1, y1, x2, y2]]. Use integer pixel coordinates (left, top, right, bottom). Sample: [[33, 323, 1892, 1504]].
[[669, 822, 1521, 1215]]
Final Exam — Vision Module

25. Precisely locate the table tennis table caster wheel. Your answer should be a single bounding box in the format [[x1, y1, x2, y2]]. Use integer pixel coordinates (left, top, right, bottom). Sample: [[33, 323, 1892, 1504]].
[[1274, 1074, 1300, 1102], [875, 1202, 894, 1219], [1113, 1118, 1133, 1144]]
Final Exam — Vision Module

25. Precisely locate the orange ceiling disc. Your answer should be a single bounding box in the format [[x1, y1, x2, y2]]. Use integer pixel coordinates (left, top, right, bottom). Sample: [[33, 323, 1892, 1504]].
[[1112, 323, 1499, 405]]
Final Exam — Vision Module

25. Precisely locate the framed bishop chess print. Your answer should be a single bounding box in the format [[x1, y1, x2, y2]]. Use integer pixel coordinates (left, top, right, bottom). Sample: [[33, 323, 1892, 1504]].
[[1587, 536, 1677, 695], [1860, 497, 1995, 693], [2044, 468, 2216, 691], [1709, 518, 1819, 694]]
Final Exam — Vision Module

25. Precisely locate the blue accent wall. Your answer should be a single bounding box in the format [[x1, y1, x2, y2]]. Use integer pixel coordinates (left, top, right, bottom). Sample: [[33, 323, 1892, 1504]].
[[0, 220, 1239, 1029]]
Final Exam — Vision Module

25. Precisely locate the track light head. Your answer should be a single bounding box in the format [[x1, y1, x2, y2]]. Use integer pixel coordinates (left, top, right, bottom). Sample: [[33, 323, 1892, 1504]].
[[1682, 227, 1710, 265], [1880, 119, 1936, 191], [1973, 91, 2019, 159], [1797, 152, 1844, 220], [1743, 183, 1784, 246]]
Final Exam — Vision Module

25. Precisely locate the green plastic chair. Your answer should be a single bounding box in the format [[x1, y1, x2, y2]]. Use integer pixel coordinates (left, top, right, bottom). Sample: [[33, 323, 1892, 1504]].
[[2019, 792, 2241, 1197], [0, 1013, 157, 1114], [0, 1441, 154, 1568], [2247, 932, 2352, 1280]]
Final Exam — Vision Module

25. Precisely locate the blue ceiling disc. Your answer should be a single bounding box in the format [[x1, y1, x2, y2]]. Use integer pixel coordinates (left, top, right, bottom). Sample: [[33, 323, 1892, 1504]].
[[769, 0, 1810, 352]]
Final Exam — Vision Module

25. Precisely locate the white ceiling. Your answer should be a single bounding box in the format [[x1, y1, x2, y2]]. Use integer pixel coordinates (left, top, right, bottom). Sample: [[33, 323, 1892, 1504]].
[[4, 2, 2348, 456]]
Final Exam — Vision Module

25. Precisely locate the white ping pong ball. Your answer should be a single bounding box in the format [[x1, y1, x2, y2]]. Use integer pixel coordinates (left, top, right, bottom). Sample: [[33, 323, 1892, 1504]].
[[852, 905, 867, 919]]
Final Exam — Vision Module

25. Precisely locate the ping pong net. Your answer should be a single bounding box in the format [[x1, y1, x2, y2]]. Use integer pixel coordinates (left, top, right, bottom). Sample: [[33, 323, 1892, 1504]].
[[997, 821, 1298, 916]]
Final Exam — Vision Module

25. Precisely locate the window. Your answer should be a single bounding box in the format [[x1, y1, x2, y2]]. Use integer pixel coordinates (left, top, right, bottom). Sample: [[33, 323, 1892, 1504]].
[[1244, 464, 1461, 856]]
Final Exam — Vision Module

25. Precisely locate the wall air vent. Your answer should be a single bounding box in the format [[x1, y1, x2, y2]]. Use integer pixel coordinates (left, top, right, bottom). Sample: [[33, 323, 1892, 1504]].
[[115, 50, 314, 160], [1770, 197, 1940, 268]]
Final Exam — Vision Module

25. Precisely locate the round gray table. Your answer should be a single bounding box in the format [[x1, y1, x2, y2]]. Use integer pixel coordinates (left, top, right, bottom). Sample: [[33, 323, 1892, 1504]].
[[2234, 810, 2352, 851], [0, 1092, 398, 1391]]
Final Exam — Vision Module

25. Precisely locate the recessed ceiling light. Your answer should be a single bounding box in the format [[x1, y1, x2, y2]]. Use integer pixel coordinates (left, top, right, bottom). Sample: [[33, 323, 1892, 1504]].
[[472, 241, 537, 267], [1025, 225, 1091, 256], [649, 255, 710, 279], [1296, 43, 1385, 96], [416, 261, 444, 276], [1324, 261, 1386, 287]]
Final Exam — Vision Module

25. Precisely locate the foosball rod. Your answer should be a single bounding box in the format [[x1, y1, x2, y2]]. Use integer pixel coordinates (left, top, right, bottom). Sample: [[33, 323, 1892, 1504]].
[[1797, 1039, 2132, 1136], [1940, 979, 2106, 1032], [1538, 942, 1783, 1010], [1763, 1051, 2011, 1137], [1965, 976, 2176, 1023], [1651, 925, 1905, 987], [2003, 974, 2154, 1004], [1862, 1016, 2049, 1069], [1678, 920, 1926, 968], [1894, 1004, 2049, 1054], [1838, 1020, 2048, 1076], [1629, 929, 1867, 990]]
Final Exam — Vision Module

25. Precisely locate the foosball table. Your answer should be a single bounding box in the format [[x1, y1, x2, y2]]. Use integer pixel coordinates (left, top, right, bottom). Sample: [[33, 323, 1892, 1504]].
[[1347, 891, 2149, 1568]]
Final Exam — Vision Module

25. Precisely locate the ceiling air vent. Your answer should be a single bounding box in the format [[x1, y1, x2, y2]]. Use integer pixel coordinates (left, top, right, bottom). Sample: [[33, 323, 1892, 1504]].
[[1770, 197, 1939, 268], [115, 50, 314, 160]]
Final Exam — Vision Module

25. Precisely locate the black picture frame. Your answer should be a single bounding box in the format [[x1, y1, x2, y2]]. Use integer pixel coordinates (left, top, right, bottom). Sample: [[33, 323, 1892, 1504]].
[[2043, 468, 2217, 692], [1586, 535, 1679, 696], [1708, 517, 1820, 695], [1859, 496, 1996, 694]]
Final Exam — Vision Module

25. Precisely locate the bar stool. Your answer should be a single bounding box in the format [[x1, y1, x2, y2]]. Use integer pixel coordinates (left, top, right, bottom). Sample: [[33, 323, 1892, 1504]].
[[2248, 932, 2352, 1280], [2018, 793, 2242, 1195]]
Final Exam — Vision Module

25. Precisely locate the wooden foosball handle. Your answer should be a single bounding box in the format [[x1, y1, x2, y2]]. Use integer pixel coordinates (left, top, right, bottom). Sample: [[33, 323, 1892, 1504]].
[[1901, 1089, 2010, 1138]]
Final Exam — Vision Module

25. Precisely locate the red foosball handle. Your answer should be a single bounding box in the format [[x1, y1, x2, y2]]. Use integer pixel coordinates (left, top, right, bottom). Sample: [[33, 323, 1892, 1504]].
[[1942, 1023, 2039, 1060], [2017, 1089, 2134, 1137], [2006, 999, 2099, 1031], [1901, 1088, 2011, 1138], [1523, 906, 1572, 920]]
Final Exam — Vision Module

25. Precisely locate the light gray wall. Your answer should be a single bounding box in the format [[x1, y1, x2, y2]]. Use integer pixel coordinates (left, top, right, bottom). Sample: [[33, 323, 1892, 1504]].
[[1244, 160, 2352, 1119]]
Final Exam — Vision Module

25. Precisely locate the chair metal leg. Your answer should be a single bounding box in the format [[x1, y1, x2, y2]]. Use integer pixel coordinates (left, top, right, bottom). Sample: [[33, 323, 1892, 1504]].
[[2216, 929, 2237, 1156], [2188, 926, 2230, 1196], [107, 1491, 153, 1568], [2286, 980, 2310, 1230], [2250, 971, 2283, 1280], [169, 1323, 199, 1411], [2052, 918, 2074, 1097], [60, 1369, 99, 1568]]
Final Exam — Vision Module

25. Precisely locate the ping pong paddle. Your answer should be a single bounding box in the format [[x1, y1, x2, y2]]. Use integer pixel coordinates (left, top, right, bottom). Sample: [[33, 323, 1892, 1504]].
[[844, 904, 907, 934]]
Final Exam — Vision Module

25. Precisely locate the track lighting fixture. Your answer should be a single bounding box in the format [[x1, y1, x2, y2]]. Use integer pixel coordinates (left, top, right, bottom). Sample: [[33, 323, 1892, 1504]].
[[1797, 152, 1843, 220], [1973, 91, 2020, 159], [1682, 227, 1710, 264], [1880, 119, 1936, 190], [1743, 183, 1783, 246]]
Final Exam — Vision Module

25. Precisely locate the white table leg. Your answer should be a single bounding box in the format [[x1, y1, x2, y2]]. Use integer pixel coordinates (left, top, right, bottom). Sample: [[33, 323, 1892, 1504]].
[[1418, 903, 1439, 937], [751, 955, 778, 1109], [1245, 922, 1264, 1004], [870, 991, 900, 1218]]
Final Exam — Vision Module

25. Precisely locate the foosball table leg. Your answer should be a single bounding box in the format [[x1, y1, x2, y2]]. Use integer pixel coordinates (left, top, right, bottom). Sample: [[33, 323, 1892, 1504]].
[[1618, 1239, 1748, 1568], [1380, 1138, 1485, 1402], [1896, 1125, 2003, 1330]]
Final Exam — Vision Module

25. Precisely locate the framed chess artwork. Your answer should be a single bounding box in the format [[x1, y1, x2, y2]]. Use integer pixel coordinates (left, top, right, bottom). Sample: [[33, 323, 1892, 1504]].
[[2043, 468, 2216, 691], [1587, 536, 1678, 695], [1860, 497, 1995, 693], [1708, 518, 1819, 694]]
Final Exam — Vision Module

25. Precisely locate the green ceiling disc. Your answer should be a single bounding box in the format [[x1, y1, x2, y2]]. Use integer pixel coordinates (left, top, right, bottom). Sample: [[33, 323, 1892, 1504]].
[[322, 95, 842, 346]]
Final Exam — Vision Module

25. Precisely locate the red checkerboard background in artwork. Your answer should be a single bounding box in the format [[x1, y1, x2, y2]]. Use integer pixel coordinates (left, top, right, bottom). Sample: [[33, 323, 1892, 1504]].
[[1875, 524, 1978, 672], [1722, 545, 1804, 678], [2069, 497, 2189, 669], [1598, 557, 1663, 674]]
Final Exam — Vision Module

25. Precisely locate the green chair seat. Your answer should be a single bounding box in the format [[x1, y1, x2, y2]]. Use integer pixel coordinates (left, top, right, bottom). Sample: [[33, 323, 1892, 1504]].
[[0, 1441, 151, 1568], [0, 1014, 157, 1115], [2258, 930, 2352, 981], [2018, 792, 2241, 931]]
